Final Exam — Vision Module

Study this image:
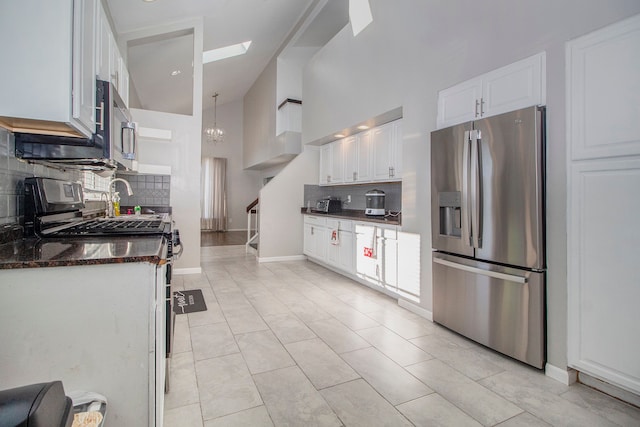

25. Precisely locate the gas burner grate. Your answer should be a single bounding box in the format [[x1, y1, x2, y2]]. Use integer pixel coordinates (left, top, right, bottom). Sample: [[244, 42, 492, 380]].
[[60, 219, 165, 235]]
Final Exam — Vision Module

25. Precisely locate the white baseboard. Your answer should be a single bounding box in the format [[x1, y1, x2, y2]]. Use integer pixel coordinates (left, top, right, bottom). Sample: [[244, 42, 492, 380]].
[[398, 299, 433, 321], [173, 267, 202, 275], [257, 255, 307, 263], [545, 363, 578, 385]]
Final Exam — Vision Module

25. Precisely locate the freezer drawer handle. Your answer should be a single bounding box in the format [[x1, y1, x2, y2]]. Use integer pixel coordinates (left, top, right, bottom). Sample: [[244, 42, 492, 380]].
[[433, 258, 527, 284]]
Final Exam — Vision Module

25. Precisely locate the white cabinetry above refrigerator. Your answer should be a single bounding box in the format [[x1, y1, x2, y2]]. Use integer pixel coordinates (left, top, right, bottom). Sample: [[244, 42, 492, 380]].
[[437, 52, 546, 129]]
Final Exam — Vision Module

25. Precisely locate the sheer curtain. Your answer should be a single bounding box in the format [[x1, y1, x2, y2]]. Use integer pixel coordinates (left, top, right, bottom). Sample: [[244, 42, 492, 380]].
[[201, 157, 228, 231]]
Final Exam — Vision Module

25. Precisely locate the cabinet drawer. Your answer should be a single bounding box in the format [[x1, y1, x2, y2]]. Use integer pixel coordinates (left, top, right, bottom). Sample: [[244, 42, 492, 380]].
[[326, 219, 353, 232], [304, 215, 327, 227]]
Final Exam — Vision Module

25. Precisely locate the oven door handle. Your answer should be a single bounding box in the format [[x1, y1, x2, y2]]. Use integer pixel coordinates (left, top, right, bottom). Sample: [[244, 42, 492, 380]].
[[167, 242, 183, 264]]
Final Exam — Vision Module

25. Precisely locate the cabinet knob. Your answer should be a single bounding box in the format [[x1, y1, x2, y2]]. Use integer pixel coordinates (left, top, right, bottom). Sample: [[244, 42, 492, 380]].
[[353, 172, 357, 181]]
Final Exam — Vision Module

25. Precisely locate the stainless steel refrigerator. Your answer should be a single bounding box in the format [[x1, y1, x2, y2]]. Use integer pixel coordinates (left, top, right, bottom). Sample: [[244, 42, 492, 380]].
[[431, 106, 546, 369]]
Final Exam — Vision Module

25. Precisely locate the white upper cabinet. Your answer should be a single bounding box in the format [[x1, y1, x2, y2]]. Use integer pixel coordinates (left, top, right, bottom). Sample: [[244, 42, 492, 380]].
[[319, 120, 402, 186], [437, 52, 546, 129], [343, 136, 358, 183], [319, 144, 332, 185], [96, 3, 129, 107], [0, 0, 98, 138], [72, 0, 98, 135], [372, 121, 402, 181], [356, 130, 373, 182], [331, 138, 345, 184]]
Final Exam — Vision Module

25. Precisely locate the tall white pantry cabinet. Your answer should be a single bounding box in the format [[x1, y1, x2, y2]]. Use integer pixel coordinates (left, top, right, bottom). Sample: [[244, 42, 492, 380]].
[[566, 14, 640, 396]]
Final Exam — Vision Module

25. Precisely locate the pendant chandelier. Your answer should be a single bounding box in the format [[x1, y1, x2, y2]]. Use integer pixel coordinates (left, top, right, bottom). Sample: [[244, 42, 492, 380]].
[[204, 93, 225, 143]]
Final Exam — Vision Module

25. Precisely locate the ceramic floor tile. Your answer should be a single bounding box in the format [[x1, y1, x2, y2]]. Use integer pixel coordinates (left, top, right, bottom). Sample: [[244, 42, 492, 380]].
[[335, 292, 387, 313], [320, 379, 413, 427], [195, 353, 263, 421], [282, 299, 333, 323], [396, 393, 482, 427], [366, 310, 437, 339], [341, 346, 432, 405], [172, 313, 192, 353], [306, 317, 371, 354], [479, 371, 622, 427], [409, 334, 504, 380], [222, 307, 269, 335], [321, 303, 380, 331], [356, 325, 433, 366], [262, 312, 317, 344], [246, 293, 291, 317], [203, 406, 274, 427], [235, 330, 295, 374], [406, 359, 523, 425], [163, 403, 203, 427], [285, 338, 360, 389], [560, 383, 640, 426], [190, 322, 239, 361], [164, 352, 200, 410], [188, 301, 226, 327], [253, 366, 341, 427], [495, 412, 552, 426]]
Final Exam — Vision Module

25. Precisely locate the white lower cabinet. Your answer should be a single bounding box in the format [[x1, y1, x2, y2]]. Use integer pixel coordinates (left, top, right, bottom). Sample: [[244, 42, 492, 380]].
[[303, 215, 327, 261], [326, 219, 354, 274], [303, 215, 420, 301], [0, 262, 165, 426]]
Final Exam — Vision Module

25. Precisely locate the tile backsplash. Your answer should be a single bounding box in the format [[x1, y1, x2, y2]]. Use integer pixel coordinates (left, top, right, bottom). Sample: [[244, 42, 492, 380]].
[[115, 173, 171, 207], [304, 182, 402, 212]]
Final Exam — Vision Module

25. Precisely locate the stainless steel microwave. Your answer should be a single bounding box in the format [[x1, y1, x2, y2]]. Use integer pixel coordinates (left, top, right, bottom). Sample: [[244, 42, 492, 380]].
[[14, 80, 137, 170]]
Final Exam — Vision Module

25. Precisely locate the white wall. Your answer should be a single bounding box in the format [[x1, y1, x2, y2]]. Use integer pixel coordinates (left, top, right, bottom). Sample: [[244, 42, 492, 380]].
[[258, 147, 319, 260], [302, 0, 640, 371], [201, 99, 262, 230], [123, 18, 204, 272], [243, 58, 277, 169]]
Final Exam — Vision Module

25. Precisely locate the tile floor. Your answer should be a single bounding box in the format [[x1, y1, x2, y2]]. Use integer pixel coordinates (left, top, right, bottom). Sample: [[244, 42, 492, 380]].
[[164, 245, 640, 426]]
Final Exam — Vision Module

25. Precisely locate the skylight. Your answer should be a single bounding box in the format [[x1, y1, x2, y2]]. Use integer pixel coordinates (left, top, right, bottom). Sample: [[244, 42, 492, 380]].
[[202, 41, 252, 64], [349, 0, 373, 36]]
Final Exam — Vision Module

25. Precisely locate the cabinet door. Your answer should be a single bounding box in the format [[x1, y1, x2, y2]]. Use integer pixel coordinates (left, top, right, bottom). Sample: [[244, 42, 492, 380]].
[[356, 130, 372, 182], [436, 77, 482, 129], [343, 136, 358, 183], [355, 225, 381, 286], [319, 145, 332, 185], [338, 231, 354, 274], [72, 0, 97, 136], [567, 15, 640, 395], [118, 57, 130, 107], [96, 3, 111, 81], [331, 139, 345, 184], [482, 52, 545, 119], [372, 123, 394, 181], [381, 237, 397, 292], [391, 121, 402, 180]]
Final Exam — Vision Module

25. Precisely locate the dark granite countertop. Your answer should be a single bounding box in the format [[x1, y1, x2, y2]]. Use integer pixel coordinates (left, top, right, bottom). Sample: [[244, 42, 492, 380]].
[[0, 235, 166, 270], [301, 208, 401, 226]]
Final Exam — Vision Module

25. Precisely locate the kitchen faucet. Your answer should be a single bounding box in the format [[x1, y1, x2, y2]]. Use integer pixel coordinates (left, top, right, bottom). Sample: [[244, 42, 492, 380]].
[[109, 178, 134, 196], [108, 178, 133, 217]]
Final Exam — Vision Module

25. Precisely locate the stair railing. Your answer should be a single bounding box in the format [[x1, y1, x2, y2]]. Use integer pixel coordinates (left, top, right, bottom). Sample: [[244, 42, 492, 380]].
[[246, 197, 259, 253]]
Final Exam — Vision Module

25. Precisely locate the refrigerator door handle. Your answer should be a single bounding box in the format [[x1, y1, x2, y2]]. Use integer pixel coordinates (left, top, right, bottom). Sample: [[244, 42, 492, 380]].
[[462, 131, 472, 247], [470, 129, 483, 248], [433, 257, 528, 284]]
